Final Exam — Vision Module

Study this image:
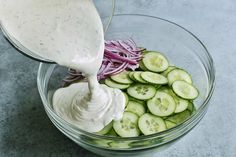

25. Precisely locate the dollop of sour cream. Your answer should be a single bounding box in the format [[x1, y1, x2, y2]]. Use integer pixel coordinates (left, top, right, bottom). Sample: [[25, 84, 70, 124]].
[[0, 0, 125, 132]]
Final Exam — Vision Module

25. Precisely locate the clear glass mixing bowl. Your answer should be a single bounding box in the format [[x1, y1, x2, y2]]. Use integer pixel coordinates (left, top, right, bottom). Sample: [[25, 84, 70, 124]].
[[37, 14, 215, 157]]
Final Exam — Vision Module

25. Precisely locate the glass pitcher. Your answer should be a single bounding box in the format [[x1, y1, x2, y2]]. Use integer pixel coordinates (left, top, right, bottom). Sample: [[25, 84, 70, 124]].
[[0, 0, 116, 63]]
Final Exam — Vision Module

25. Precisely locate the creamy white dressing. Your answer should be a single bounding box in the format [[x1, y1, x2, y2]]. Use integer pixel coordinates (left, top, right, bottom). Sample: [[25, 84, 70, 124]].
[[0, 0, 125, 132]]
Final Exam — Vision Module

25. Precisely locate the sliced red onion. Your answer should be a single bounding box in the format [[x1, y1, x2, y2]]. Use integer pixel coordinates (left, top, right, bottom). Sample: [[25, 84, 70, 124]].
[[103, 62, 127, 76], [62, 39, 143, 86], [104, 51, 138, 65]]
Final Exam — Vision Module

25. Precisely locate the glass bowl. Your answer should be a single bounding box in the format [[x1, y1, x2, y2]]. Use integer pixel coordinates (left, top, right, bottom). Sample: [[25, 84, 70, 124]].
[[37, 14, 215, 157]]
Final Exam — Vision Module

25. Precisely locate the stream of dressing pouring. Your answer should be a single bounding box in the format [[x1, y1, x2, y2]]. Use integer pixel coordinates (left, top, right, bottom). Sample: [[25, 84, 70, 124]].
[[0, 0, 125, 132]]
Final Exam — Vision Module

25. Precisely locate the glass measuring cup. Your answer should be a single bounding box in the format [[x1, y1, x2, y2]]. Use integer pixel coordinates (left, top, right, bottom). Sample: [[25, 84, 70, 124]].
[[0, 0, 115, 63]]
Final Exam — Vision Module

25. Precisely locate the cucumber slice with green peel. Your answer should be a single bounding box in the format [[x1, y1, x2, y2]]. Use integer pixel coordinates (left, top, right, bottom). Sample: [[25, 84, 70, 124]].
[[172, 80, 199, 100], [105, 78, 130, 89], [139, 50, 151, 71], [162, 116, 169, 120], [142, 52, 169, 72], [147, 91, 176, 117], [123, 92, 129, 107], [173, 94, 189, 113], [138, 113, 166, 135], [165, 120, 176, 129], [128, 96, 146, 105], [167, 69, 192, 85], [187, 102, 194, 112], [166, 110, 191, 124], [99, 79, 105, 84], [165, 89, 189, 113], [141, 71, 168, 85], [110, 71, 133, 84], [158, 86, 170, 93], [161, 66, 177, 77], [126, 101, 146, 116], [113, 112, 140, 137], [128, 72, 136, 81], [133, 72, 148, 83], [187, 102, 196, 113], [96, 121, 113, 135], [154, 84, 162, 89], [139, 60, 148, 71], [127, 84, 156, 100], [92, 139, 112, 148], [109, 141, 131, 149], [141, 50, 150, 55], [106, 128, 118, 136]]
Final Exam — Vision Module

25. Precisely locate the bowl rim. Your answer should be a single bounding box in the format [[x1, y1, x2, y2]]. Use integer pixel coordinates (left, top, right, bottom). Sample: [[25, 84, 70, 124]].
[[37, 14, 216, 142]]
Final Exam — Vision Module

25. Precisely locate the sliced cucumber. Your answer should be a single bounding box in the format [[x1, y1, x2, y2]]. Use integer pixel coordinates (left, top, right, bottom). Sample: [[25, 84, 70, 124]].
[[141, 71, 168, 85], [142, 52, 169, 72], [158, 86, 170, 93], [126, 101, 146, 116], [187, 102, 194, 112], [127, 84, 156, 100], [105, 78, 130, 89], [123, 92, 129, 107], [165, 120, 176, 129], [161, 66, 176, 77], [113, 112, 140, 137], [106, 128, 118, 136], [154, 85, 162, 89], [109, 141, 131, 149], [147, 91, 176, 117], [165, 89, 189, 113], [167, 69, 192, 85], [173, 95, 189, 113], [187, 102, 196, 113], [96, 121, 113, 135], [138, 113, 166, 135], [128, 96, 146, 105], [166, 110, 191, 124], [139, 60, 148, 71], [141, 50, 150, 55], [110, 71, 133, 84], [128, 72, 136, 81], [99, 79, 105, 84], [133, 72, 148, 83], [172, 80, 199, 100], [92, 139, 112, 148], [100, 48, 199, 137]]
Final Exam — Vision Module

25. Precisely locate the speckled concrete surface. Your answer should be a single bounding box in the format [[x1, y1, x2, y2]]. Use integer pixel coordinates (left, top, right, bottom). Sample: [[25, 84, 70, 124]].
[[1, 0, 236, 157]]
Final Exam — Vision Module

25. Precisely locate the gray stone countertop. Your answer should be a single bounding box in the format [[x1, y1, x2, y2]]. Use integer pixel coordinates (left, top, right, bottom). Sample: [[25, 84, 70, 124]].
[[0, 0, 236, 156]]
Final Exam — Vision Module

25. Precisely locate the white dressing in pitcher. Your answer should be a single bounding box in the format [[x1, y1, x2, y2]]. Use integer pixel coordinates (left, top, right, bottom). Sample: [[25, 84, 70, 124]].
[[0, 0, 125, 132]]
